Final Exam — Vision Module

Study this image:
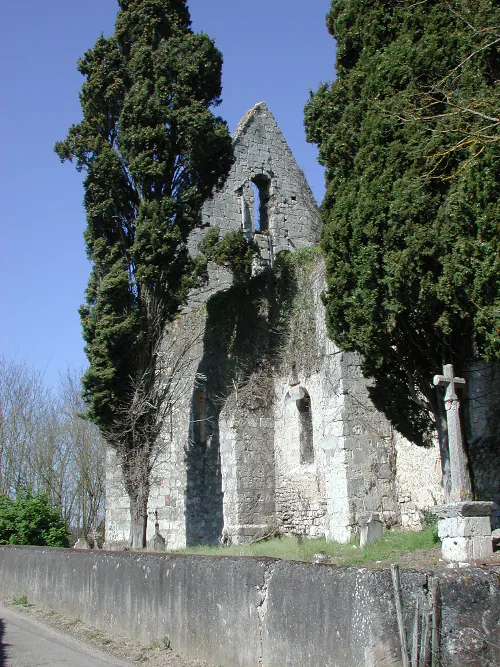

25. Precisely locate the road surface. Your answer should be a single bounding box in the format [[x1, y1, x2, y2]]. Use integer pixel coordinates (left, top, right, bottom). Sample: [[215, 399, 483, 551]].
[[0, 605, 130, 667]]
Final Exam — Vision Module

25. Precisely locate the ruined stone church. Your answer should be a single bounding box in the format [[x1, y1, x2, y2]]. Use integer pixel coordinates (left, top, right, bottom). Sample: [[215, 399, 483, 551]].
[[105, 103, 499, 549]]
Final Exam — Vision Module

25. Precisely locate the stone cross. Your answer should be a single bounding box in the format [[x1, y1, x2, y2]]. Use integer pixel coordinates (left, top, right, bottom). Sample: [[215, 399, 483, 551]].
[[433, 364, 471, 502]]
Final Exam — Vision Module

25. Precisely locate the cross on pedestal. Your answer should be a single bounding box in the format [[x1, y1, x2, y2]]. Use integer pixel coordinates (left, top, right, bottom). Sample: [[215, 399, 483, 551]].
[[433, 364, 471, 502]]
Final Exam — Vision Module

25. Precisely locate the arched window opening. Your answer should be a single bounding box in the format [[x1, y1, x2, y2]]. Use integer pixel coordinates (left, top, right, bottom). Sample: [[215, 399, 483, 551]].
[[252, 175, 270, 233], [297, 390, 314, 464], [192, 388, 206, 444]]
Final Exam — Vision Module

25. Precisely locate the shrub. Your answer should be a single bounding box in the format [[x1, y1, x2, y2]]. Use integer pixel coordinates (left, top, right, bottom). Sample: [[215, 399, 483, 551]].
[[0, 490, 69, 547]]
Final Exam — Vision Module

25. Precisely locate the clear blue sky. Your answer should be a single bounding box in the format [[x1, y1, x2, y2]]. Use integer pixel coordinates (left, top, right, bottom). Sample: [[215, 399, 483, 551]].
[[0, 0, 335, 389]]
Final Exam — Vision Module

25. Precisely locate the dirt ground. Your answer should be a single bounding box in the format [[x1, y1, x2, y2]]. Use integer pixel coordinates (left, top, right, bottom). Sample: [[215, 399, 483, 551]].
[[357, 545, 500, 570]]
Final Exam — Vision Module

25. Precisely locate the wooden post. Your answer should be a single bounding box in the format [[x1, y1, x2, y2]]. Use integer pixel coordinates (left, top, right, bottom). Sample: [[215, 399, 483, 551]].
[[430, 578, 441, 667], [419, 612, 431, 667], [411, 600, 419, 667], [391, 564, 410, 667]]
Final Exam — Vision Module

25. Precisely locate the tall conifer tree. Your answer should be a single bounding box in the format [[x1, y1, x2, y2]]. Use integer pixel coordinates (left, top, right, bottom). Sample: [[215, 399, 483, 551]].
[[56, 0, 233, 546], [305, 0, 499, 498]]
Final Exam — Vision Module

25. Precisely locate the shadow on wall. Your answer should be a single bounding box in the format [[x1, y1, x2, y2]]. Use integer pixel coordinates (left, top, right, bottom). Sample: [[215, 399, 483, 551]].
[[0, 617, 6, 667], [468, 435, 500, 530], [184, 256, 298, 546], [463, 363, 500, 530]]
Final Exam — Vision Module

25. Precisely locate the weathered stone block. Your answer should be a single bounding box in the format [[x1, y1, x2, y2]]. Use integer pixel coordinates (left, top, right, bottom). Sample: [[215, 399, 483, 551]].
[[442, 535, 493, 561], [432, 501, 494, 518], [438, 516, 491, 539]]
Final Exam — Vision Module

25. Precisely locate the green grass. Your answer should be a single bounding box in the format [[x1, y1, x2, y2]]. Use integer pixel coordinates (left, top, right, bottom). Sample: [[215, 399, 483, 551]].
[[12, 595, 28, 606], [172, 526, 439, 566]]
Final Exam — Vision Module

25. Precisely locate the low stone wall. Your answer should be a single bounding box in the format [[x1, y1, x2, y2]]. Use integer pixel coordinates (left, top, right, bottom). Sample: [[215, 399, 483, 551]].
[[0, 547, 498, 666]]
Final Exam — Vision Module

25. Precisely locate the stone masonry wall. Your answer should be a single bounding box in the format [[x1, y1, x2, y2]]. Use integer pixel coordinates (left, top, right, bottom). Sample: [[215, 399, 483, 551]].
[[340, 354, 400, 535], [220, 401, 276, 543], [2, 547, 499, 667], [105, 250, 447, 548], [196, 102, 320, 251], [273, 376, 328, 537], [105, 311, 208, 550], [270, 255, 443, 543], [394, 432, 444, 529]]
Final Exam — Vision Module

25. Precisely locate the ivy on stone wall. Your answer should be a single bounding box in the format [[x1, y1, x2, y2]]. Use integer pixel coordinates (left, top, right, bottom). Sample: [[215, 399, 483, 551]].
[[199, 227, 259, 283]]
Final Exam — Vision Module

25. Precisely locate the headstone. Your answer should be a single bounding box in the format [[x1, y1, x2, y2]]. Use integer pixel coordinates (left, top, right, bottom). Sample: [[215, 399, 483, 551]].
[[433, 364, 471, 502], [73, 538, 90, 550], [148, 510, 166, 552], [360, 513, 383, 547], [148, 532, 166, 552]]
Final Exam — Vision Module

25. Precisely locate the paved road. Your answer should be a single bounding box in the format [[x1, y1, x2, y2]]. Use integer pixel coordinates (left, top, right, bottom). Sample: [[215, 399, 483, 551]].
[[0, 605, 130, 667]]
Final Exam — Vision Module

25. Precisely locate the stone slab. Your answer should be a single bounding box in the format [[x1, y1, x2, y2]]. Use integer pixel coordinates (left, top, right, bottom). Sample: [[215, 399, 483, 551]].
[[438, 516, 492, 539], [431, 501, 494, 518], [148, 533, 166, 552]]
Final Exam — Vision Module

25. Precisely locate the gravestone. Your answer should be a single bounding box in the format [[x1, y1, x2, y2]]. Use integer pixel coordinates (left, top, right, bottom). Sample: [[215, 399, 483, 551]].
[[149, 532, 166, 552], [433, 364, 471, 501], [492, 528, 500, 551], [73, 538, 90, 550], [432, 365, 493, 562], [148, 511, 166, 552], [360, 513, 383, 547]]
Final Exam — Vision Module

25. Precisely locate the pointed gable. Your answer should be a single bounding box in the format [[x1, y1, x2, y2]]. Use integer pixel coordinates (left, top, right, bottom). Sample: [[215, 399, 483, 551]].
[[201, 102, 321, 254]]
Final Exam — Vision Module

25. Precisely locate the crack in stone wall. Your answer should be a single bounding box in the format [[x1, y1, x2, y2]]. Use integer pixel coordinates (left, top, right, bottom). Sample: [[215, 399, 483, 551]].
[[256, 562, 275, 667]]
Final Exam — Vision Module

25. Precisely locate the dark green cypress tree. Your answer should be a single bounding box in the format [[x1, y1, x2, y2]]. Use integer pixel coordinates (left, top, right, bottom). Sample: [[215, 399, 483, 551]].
[[56, 0, 233, 546], [305, 0, 500, 499]]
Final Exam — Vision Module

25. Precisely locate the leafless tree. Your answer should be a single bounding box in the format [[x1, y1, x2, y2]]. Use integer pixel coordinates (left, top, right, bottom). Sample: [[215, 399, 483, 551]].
[[58, 368, 107, 546], [0, 357, 106, 546], [104, 304, 205, 548]]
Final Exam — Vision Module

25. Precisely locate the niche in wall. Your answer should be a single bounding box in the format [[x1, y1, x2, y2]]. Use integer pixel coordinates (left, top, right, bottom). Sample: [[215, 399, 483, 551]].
[[297, 389, 314, 464]]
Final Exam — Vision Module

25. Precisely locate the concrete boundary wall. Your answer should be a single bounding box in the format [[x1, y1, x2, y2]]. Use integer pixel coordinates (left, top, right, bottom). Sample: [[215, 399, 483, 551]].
[[0, 547, 499, 666]]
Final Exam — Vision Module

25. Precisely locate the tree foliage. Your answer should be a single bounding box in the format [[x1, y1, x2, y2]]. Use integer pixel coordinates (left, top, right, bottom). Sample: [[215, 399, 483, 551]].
[[55, 0, 233, 546], [305, 0, 500, 488], [0, 490, 69, 548]]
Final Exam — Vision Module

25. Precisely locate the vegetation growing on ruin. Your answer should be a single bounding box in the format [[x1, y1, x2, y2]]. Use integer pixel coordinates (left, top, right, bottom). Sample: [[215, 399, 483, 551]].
[[276, 247, 323, 377], [55, 0, 233, 548], [173, 525, 439, 566], [305, 0, 500, 496], [199, 227, 259, 282], [196, 246, 321, 415]]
